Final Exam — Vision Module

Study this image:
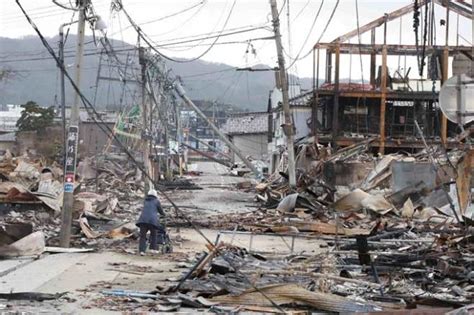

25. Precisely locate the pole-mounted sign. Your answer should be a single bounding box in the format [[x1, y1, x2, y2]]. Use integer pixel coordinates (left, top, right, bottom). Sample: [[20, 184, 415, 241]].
[[64, 125, 79, 193]]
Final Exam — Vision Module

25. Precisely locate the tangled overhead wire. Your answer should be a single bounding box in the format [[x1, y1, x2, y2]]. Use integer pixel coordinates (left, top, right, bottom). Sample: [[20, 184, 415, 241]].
[[15, 1, 286, 310], [413, 0, 429, 77]]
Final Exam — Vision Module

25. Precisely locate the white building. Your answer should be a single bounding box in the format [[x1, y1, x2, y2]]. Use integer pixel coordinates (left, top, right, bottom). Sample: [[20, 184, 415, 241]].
[[0, 104, 23, 132], [267, 86, 313, 172], [221, 112, 269, 163]]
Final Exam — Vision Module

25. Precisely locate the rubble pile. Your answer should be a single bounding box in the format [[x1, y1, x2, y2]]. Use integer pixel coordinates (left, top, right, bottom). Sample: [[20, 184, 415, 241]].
[[125, 228, 472, 313], [78, 155, 145, 201], [68, 154, 198, 248], [148, 143, 473, 312], [0, 151, 64, 244], [0, 152, 145, 248]]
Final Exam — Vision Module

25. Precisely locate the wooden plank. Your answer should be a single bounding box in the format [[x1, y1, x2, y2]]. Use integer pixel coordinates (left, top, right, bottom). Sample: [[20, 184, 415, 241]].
[[211, 283, 381, 313], [332, 44, 340, 140], [434, 0, 473, 19], [257, 270, 383, 289], [379, 45, 388, 154], [441, 48, 449, 145], [325, 50, 332, 83], [279, 221, 371, 236], [316, 43, 472, 56], [370, 29, 376, 85], [456, 149, 474, 215]]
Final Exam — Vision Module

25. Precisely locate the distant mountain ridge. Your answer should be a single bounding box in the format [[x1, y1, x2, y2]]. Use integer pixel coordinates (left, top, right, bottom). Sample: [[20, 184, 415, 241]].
[[0, 36, 312, 111]]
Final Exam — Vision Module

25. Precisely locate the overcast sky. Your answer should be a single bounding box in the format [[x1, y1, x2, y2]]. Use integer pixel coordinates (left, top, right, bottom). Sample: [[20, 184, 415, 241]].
[[1, 0, 472, 79]]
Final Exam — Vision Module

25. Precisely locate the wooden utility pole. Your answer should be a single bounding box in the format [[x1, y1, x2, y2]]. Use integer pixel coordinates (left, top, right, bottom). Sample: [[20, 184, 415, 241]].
[[175, 101, 183, 176], [269, 0, 296, 188], [59, 0, 88, 248], [139, 47, 153, 189]]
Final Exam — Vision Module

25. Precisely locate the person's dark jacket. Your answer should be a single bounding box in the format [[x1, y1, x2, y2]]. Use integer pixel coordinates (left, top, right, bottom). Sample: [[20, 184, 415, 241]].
[[136, 195, 165, 229]]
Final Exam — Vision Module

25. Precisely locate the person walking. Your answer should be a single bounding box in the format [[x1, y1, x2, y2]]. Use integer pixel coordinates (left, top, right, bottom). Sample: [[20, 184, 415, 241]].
[[136, 189, 165, 255]]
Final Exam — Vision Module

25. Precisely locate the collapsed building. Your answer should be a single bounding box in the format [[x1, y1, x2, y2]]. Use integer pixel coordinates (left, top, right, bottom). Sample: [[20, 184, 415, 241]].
[[308, 0, 473, 153]]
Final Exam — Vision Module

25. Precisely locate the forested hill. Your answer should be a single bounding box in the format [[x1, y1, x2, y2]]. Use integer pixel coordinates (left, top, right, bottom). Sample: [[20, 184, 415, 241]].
[[0, 36, 312, 111]]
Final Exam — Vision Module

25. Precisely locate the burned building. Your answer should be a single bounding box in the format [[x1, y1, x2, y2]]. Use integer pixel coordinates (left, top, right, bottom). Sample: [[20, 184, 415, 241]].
[[310, 0, 473, 153]]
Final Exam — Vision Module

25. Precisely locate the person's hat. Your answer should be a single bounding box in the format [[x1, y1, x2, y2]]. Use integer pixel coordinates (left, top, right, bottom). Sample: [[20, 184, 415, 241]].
[[148, 189, 158, 198]]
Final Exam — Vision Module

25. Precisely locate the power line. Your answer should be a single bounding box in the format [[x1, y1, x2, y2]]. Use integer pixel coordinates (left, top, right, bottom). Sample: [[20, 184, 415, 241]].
[[0, 32, 272, 64], [180, 68, 237, 78], [119, 0, 238, 63], [156, 0, 236, 54], [286, 0, 325, 70], [148, 23, 270, 42], [1, 2, 110, 23], [286, 0, 340, 67], [110, 1, 206, 34], [29, 5, 286, 306], [145, 0, 208, 38], [292, 0, 311, 22], [0, 23, 268, 58]]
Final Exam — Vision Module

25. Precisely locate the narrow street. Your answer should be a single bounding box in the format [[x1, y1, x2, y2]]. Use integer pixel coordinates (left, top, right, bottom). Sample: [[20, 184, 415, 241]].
[[166, 161, 256, 215], [0, 161, 321, 313], [1, 0, 472, 312]]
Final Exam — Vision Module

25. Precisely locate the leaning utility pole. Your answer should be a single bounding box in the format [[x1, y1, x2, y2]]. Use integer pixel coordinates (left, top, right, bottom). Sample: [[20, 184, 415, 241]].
[[269, 0, 296, 188], [175, 100, 184, 176], [59, 0, 88, 247], [174, 82, 260, 176]]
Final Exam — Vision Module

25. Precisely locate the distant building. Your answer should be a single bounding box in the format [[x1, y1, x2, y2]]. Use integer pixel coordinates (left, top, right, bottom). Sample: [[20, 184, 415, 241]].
[[78, 110, 118, 157], [180, 100, 239, 152], [221, 112, 269, 162], [0, 132, 16, 153], [56, 107, 118, 157], [0, 104, 23, 133], [268, 86, 312, 172]]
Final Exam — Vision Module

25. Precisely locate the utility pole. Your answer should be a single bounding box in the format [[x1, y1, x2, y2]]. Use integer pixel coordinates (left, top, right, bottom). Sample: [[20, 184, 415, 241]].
[[212, 101, 216, 150], [59, 0, 88, 247], [58, 25, 68, 165], [139, 46, 153, 189], [175, 100, 183, 176], [269, 0, 296, 188], [174, 82, 260, 176]]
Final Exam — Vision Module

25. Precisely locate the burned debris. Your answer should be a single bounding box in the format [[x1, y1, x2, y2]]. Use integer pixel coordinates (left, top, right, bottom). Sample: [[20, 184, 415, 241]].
[[0, 0, 472, 313]]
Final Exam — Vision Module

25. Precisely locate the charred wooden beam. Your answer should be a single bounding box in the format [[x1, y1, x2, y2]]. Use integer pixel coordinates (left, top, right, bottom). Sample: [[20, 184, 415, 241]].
[[315, 43, 472, 56]]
